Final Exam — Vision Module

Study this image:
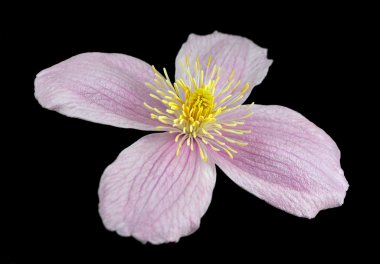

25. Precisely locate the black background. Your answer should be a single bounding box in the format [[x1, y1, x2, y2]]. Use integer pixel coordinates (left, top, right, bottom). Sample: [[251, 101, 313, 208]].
[[4, 2, 372, 262]]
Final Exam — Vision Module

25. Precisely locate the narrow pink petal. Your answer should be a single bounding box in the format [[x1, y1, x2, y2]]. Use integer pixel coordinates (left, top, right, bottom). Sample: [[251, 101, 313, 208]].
[[35, 52, 164, 131], [98, 133, 216, 244], [175, 31, 273, 104], [210, 105, 348, 218]]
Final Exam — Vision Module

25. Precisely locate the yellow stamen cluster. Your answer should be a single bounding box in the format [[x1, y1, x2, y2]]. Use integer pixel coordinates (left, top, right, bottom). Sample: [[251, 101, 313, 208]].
[[144, 55, 254, 161]]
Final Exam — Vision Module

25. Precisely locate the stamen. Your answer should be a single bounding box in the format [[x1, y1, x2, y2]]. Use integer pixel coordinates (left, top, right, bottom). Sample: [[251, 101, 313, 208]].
[[145, 56, 253, 161], [176, 135, 187, 156]]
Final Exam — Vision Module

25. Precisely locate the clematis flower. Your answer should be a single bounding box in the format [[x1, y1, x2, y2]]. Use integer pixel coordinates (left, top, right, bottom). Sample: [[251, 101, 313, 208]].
[[35, 32, 348, 244]]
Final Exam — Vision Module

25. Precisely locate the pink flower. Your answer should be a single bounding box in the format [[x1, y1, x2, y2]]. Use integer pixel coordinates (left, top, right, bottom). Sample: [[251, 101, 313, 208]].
[[34, 32, 348, 244]]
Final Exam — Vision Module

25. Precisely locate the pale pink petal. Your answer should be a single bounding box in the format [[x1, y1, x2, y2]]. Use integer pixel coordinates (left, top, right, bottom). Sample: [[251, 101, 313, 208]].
[[210, 105, 348, 218], [98, 133, 216, 244], [35, 52, 164, 131], [175, 31, 273, 104]]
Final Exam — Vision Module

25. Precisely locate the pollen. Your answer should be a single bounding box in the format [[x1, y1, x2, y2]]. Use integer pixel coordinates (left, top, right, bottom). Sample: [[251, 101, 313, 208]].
[[144, 55, 253, 161]]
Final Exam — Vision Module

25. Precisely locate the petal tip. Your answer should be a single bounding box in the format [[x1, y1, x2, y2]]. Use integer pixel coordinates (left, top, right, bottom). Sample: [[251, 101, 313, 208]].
[[304, 184, 349, 219]]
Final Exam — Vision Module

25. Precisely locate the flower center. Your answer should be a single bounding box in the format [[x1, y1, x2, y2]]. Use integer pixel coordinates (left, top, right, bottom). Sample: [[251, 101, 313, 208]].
[[176, 84, 216, 137], [144, 56, 253, 161]]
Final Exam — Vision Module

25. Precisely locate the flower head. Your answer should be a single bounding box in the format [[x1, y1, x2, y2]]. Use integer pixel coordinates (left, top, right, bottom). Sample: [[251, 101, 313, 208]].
[[35, 32, 348, 244]]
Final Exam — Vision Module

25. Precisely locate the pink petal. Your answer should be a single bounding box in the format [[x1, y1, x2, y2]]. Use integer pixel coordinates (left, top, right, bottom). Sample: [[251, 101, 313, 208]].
[[35, 52, 164, 131], [98, 132, 216, 244], [175, 31, 273, 104], [210, 104, 348, 218]]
